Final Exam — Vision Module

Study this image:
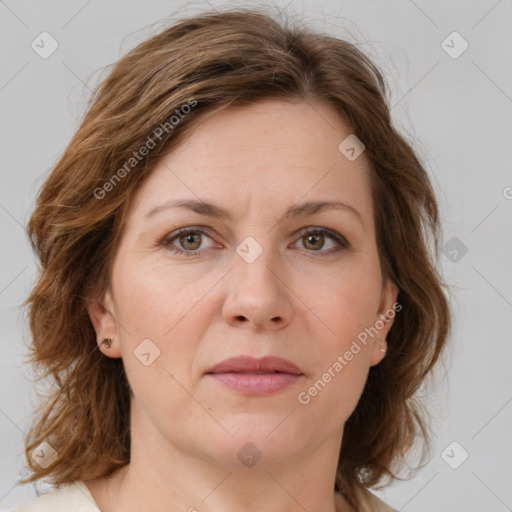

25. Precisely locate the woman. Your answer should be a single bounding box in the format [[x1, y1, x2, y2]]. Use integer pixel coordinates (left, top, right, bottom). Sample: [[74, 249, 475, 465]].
[[15, 7, 450, 512]]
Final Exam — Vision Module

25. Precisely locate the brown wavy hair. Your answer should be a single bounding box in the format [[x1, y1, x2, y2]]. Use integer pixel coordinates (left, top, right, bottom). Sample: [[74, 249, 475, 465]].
[[21, 6, 451, 508]]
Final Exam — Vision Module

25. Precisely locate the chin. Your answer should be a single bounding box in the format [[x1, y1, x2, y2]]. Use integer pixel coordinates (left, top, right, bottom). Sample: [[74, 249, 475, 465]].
[[202, 420, 304, 465]]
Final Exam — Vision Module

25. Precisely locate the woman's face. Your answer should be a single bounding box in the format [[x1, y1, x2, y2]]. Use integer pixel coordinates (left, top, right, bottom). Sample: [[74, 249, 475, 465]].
[[90, 98, 398, 471]]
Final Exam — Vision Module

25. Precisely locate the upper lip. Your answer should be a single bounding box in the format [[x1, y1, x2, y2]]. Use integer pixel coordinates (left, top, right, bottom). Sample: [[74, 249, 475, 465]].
[[206, 356, 303, 375]]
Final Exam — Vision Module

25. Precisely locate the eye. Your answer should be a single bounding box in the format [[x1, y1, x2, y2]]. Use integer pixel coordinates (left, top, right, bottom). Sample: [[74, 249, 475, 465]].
[[163, 227, 216, 257], [161, 226, 349, 258], [293, 227, 348, 256]]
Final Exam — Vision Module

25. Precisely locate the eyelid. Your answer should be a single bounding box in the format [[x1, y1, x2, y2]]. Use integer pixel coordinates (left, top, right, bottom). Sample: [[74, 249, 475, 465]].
[[161, 225, 349, 257], [296, 226, 349, 248], [161, 225, 217, 249]]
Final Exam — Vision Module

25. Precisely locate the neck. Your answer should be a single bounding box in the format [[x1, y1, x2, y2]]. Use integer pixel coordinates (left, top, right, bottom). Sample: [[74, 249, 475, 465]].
[[85, 402, 356, 512]]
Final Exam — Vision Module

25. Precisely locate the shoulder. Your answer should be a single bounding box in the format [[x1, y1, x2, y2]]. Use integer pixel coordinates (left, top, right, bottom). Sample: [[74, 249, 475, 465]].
[[10, 481, 100, 512], [353, 485, 397, 512]]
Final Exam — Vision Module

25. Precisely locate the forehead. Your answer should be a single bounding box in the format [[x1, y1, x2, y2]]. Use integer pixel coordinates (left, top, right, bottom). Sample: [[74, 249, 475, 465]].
[[129, 98, 373, 225]]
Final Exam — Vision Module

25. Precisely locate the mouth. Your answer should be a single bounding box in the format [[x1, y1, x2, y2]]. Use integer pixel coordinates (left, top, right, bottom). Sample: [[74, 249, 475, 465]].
[[205, 356, 304, 395], [205, 355, 303, 375], [206, 372, 303, 394], [219, 370, 282, 374]]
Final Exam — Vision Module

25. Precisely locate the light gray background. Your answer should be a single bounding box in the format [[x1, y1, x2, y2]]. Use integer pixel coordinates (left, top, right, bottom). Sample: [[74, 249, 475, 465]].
[[1, 0, 511, 510]]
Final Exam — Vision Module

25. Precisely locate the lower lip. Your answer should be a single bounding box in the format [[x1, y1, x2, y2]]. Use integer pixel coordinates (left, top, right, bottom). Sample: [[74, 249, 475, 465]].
[[207, 372, 303, 395]]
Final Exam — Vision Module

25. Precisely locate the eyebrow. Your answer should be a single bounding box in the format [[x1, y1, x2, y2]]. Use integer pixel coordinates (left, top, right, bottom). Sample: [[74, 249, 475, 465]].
[[144, 198, 363, 225]]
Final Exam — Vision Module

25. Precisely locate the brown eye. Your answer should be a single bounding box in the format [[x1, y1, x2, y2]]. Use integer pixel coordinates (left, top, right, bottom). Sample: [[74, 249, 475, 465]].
[[295, 228, 348, 256], [302, 233, 325, 251], [178, 232, 202, 251], [163, 228, 216, 257]]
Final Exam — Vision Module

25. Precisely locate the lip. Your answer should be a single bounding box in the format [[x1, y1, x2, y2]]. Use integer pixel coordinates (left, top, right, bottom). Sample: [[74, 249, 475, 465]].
[[205, 356, 304, 395], [206, 356, 303, 375]]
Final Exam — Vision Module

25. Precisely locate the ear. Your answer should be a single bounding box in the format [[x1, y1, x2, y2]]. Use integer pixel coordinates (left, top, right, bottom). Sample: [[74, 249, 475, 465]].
[[369, 278, 400, 366], [86, 286, 122, 359]]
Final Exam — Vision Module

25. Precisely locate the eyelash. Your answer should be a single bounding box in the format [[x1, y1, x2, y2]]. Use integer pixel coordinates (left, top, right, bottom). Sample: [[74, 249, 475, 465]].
[[161, 226, 349, 258]]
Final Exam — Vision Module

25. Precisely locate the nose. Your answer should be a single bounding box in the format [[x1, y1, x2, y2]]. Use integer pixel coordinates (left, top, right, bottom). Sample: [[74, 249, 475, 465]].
[[221, 243, 293, 331]]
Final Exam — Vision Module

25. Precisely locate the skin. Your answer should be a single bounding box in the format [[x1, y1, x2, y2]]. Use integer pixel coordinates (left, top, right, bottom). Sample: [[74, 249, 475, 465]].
[[86, 98, 398, 512]]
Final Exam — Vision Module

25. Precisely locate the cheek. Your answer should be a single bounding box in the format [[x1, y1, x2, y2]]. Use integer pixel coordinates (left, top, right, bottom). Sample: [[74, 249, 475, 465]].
[[111, 259, 204, 426], [296, 258, 380, 411], [111, 258, 202, 382], [312, 260, 381, 343], [113, 255, 213, 337], [297, 275, 375, 420]]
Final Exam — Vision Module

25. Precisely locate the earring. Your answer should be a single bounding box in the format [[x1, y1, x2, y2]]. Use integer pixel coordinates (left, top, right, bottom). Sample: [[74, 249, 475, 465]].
[[380, 348, 387, 354], [101, 338, 112, 349]]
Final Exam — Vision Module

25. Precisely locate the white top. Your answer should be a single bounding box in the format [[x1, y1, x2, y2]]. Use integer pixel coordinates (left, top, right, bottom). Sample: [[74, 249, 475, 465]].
[[11, 481, 100, 511], [12, 480, 397, 512]]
